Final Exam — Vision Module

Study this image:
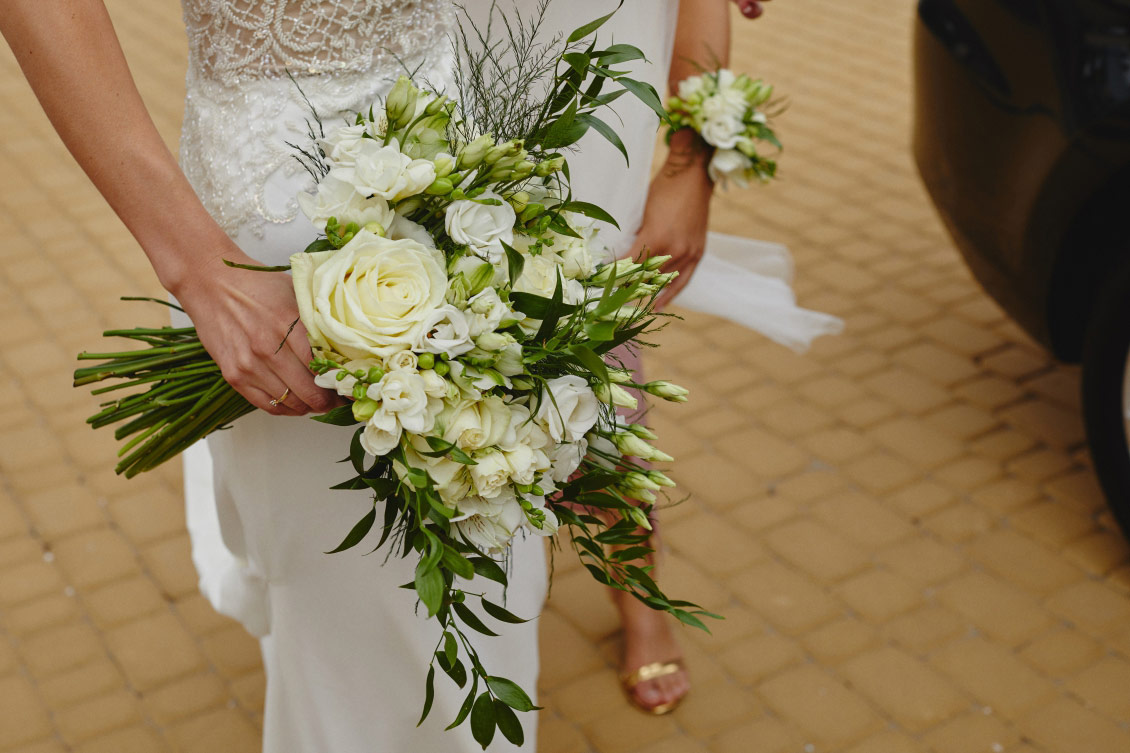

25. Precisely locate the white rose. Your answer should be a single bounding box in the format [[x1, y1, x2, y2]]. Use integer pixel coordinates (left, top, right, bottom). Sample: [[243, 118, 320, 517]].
[[385, 350, 418, 372], [445, 192, 516, 263], [439, 396, 513, 451], [296, 172, 395, 232], [501, 403, 551, 453], [418, 304, 474, 357], [536, 375, 600, 443], [370, 370, 432, 433], [361, 411, 402, 456], [337, 138, 436, 201], [548, 438, 588, 483], [700, 117, 744, 150], [513, 251, 565, 299], [469, 449, 512, 498], [319, 124, 368, 166], [290, 230, 447, 360], [504, 443, 546, 486], [708, 149, 753, 188]]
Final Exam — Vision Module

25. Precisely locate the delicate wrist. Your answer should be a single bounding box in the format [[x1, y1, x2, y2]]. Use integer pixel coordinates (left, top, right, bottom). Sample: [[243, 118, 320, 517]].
[[661, 128, 714, 183]]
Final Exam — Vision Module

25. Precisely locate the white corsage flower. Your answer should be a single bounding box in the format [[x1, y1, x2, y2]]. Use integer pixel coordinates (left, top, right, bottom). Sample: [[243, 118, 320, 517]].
[[369, 370, 433, 433], [536, 375, 600, 443], [361, 410, 402, 457], [445, 191, 516, 264], [700, 116, 744, 150], [708, 148, 754, 189]]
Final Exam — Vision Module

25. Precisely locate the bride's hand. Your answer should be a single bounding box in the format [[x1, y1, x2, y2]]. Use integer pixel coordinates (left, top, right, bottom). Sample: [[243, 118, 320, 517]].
[[624, 131, 714, 311], [171, 246, 341, 417]]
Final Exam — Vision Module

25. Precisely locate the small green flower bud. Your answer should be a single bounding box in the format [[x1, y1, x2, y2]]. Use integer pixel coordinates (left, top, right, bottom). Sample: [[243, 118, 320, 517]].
[[433, 360, 450, 377], [519, 203, 545, 224], [423, 94, 448, 117], [644, 380, 689, 402], [466, 261, 495, 296], [646, 470, 676, 487], [456, 134, 494, 170], [352, 382, 368, 401], [510, 161, 535, 180], [509, 191, 530, 214], [595, 382, 638, 410], [363, 221, 387, 237], [385, 76, 418, 129], [534, 156, 566, 177], [425, 177, 454, 195], [433, 153, 455, 178], [626, 505, 655, 529], [627, 423, 658, 440], [417, 353, 435, 370], [611, 432, 654, 459], [351, 398, 379, 422], [366, 366, 385, 383]]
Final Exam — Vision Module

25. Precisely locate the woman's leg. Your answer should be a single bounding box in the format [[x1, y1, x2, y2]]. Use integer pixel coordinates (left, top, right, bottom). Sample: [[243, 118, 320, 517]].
[[608, 345, 690, 712]]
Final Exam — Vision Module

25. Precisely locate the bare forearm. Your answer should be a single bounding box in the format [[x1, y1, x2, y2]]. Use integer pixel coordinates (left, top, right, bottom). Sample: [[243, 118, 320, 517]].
[[669, 0, 730, 96], [0, 0, 229, 293]]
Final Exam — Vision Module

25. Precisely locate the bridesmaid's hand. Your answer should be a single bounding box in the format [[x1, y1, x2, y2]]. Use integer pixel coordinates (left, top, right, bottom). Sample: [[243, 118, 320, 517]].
[[624, 132, 714, 311], [171, 242, 341, 417], [732, 0, 773, 19]]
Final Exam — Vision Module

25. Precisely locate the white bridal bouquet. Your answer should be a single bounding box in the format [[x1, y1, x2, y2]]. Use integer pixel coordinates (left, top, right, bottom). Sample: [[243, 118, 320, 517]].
[[666, 68, 780, 188], [74, 5, 739, 747]]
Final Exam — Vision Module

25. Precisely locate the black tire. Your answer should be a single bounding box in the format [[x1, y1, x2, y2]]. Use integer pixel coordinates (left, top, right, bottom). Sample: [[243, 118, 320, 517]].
[[1081, 262, 1130, 539]]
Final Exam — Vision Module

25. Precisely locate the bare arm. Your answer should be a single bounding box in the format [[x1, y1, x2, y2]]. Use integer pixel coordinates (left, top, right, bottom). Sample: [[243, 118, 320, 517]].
[[626, 0, 731, 308], [1, 0, 336, 415]]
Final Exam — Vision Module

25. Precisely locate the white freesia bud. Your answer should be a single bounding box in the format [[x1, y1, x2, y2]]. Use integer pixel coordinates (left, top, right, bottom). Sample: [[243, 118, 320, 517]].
[[644, 380, 689, 402], [594, 382, 638, 410], [457, 134, 494, 170]]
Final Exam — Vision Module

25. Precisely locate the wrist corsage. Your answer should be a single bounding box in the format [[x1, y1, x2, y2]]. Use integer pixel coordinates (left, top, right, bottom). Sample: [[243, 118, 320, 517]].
[[666, 69, 780, 188]]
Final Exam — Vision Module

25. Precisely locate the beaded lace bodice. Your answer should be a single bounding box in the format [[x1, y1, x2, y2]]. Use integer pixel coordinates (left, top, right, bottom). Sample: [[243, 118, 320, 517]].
[[179, 0, 455, 238]]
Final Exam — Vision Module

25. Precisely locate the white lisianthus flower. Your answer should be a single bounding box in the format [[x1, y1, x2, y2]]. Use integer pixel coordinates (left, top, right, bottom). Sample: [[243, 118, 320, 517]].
[[369, 370, 433, 433], [548, 438, 588, 483], [700, 116, 744, 149], [297, 172, 395, 233], [445, 191, 516, 264], [503, 443, 546, 486], [494, 342, 525, 377], [290, 230, 447, 360], [514, 252, 583, 308], [585, 433, 619, 469], [439, 396, 514, 451], [337, 138, 436, 201], [385, 350, 418, 372], [361, 411, 402, 456], [536, 375, 600, 443], [469, 448, 512, 498], [466, 287, 514, 337], [418, 304, 474, 357], [708, 149, 754, 189], [319, 124, 368, 166], [555, 230, 596, 280]]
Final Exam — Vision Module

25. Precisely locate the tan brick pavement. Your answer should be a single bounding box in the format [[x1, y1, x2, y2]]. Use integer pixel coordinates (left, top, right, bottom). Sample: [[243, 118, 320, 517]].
[[2, 1, 1130, 752]]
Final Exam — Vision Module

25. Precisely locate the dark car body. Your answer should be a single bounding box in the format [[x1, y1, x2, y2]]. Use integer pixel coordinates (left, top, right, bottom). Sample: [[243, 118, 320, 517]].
[[914, 0, 1130, 361]]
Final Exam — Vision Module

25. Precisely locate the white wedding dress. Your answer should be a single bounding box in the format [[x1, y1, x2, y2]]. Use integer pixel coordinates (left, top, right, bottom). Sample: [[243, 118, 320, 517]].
[[177, 2, 838, 751]]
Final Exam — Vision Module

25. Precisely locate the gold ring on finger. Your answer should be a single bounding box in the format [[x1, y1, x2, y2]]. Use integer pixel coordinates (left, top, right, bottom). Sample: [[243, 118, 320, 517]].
[[269, 387, 290, 408]]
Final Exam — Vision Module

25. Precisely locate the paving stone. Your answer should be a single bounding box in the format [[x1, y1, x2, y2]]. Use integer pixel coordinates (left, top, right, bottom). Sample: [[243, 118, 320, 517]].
[[104, 612, 206, 692], [19, 621, 105, 680], [938, 572, 1052, 647], [36, 657, 126, 710], [1019, 628, 1103, 679], [2, 591, 82, 636], [1020, 697, 1130, 753], [0, 674, 54, 748], [141, 672, 229, 726], [718, 632, 803, 686], [73, 725, 169, 753], [84, 576, 167, 629], [835, 568, 922, 623], [967, 530, 1084, 595], [920, 710, 1018, 753], [727, 562, 841, 635], [51, 528, 140, 590], [54, 687, 142, 746], [708, 716, 804, 753], [1064, 654, 1130, 723], [931, 636, 1057, 720], [809, 492, 913, 548], [199, 624, 262, 678], [758, 664, 883, 749], [1045, 580, 1130, 636], [169, 707, 260, 753], [764, 519, 870, 582], [840, 647, 967, 732]]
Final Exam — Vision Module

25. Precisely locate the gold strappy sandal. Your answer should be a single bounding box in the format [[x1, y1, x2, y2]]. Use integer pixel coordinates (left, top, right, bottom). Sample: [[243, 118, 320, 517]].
[[619, 658, 688, 716]]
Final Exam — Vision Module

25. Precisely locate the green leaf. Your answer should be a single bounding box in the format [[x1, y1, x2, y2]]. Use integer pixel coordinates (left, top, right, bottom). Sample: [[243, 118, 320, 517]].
[[470, 556, 508, 586], [303, 237, 336, 254], [470, 692, 496, 749], [325, 505, 376, 554], [566, 2, 621, 43], [486, 676, 538, 712], [415, 562, 445, 617], [577, 113, 629, 166], [437, 653, 468, 687], [453, 601, 499, 637], [447, 676, 478, 730], [592, 43, 646, 65], [502, 241, 525, 286], [562, 51, 590, 76], [533, 273, 566, 343], [558, 200, 620, 229], [673, 608, 710, 633], [422, 435, 477, 465], [221, 259, 291, 272], [493, 699, 525, 746], [584, 320, 618, 343], [618, 76, 668, 122], [509, 291, 577, 319], [349, 427, 366, 474], [481, 597, 529, 625], [312, 404, 360, 426], [442, 547, 476, 580], [443, 631, 458, 667], [568, 344, 609, 387], [417, 665, 435, 726], [542, 101, 590, 149]]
